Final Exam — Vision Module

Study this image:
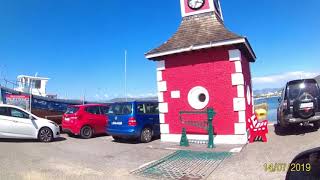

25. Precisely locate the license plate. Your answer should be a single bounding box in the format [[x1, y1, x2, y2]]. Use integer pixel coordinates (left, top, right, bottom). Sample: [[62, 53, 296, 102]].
[[65, 118, 70, 121], [300, 102, 314, 109], [112, 122, 122, 125]]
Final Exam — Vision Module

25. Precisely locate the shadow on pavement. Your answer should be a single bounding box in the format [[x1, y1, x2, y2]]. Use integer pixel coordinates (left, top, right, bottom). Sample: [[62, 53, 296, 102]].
[[63, 133, 109, 139], [0, 136, 66, 143], [112, 136, 160, 144], [274, 124, 318, 136]]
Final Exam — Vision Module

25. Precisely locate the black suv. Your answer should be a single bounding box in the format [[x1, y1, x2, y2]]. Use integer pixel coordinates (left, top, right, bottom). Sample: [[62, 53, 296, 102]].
[[277, 79, 320, 129]]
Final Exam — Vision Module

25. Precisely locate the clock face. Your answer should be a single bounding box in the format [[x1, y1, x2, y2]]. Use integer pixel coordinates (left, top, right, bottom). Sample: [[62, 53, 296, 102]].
[[188, 0, 205, 10]]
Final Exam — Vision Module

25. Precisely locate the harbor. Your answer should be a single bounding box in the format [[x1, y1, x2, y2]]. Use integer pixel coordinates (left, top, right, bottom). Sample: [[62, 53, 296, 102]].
[[254, 96, 279, 123]]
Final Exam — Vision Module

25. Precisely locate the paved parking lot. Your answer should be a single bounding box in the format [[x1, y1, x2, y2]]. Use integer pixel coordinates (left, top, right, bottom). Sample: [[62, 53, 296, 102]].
[[0, 125, 319, 180], [0, 135, 172, 180]]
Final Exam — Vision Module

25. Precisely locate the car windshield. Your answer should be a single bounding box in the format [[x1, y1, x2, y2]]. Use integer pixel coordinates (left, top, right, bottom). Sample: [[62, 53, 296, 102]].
[[287, 80, 319, 100], [65, 106, 80, 114], [108, 103, 132, 115]]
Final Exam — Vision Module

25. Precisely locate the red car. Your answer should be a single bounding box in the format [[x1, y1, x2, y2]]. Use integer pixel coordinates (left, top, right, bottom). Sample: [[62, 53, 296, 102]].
[[62, 104, 109, 139]]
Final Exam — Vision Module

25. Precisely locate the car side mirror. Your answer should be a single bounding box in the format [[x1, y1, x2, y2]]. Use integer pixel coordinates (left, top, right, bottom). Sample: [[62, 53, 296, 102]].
[[278, 98, 281, 103], [29, 115, 35, 120], [286, 148, 320, 180]]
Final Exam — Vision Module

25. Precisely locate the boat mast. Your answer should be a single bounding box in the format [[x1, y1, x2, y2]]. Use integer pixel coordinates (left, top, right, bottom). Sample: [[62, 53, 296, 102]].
[[125, 50, 127, 102], [29, 79, 32, 112], [82, 89, 86, 105]]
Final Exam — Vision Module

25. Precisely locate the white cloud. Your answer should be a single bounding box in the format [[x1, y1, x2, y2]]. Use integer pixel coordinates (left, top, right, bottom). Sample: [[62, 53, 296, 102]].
[[252, 71, 319, 89], [127, 94, 135, 98], [137, 93, 157, 98], [126, 92, 157, 98]]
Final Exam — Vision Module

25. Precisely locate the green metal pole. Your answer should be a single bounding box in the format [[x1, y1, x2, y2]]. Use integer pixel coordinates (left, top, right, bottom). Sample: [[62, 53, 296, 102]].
[[207, 108, 216, 148], [180, 128, 189, 147]]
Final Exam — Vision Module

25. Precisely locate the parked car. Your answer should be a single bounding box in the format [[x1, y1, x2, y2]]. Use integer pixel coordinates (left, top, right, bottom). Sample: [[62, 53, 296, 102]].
[[62, 104, 109, 139], [277, 79, 320, 129], [106, 101, 160, 143], [0, 104, 60, 142], [286, 147, 320, 180]]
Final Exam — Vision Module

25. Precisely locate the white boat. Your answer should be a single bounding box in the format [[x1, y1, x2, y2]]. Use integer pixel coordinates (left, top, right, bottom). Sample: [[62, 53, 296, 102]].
[[0, 75, 99, 124]]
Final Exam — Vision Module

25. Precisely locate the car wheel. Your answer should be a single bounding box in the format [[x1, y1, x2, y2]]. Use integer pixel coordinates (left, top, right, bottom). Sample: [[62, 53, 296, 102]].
[[66, 132, 75, 137], [277, 111, 281, 125], [112, 136, 122, 142], [38, 127, 54, 143], [140, 127, 153, 143], [278, 115, 288, 128], [313, 121, 320, 129], [80, 126, 93, 139]]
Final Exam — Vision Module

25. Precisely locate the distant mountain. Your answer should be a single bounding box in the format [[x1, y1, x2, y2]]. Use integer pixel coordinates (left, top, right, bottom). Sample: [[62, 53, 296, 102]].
[[315, 75, 320, 84], [106, 97, 158, 103], [253, 88, 282, 96]]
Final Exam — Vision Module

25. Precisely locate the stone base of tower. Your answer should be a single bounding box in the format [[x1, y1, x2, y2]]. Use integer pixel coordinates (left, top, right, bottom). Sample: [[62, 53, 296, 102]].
[[161, 133, 248, 145]]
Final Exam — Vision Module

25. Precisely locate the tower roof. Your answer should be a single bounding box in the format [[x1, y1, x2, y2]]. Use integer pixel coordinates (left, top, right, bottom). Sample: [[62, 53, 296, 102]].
[[145, 12, 256, 62]]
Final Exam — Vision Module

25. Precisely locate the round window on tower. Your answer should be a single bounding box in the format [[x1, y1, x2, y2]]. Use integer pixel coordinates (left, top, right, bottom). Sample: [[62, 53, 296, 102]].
[[188, 86, 209, 110]]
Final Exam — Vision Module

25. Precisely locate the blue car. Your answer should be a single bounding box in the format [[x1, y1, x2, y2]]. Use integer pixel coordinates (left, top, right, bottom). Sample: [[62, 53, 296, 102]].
[[106, 101, 160, 143]]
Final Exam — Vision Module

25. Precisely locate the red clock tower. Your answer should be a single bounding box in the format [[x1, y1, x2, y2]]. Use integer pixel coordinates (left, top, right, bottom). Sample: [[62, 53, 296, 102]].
[[145, 0, 257, 144]]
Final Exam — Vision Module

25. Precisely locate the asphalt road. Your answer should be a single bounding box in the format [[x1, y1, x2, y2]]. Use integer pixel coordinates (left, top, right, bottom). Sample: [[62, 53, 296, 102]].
[[0, 125, 319, 180]]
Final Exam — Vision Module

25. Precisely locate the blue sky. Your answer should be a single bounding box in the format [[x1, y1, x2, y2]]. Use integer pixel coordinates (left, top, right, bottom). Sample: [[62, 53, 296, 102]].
[[0, 0, 319, 100]]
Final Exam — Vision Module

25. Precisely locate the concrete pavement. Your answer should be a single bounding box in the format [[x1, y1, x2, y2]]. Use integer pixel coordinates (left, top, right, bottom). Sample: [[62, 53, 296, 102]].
[[0, 125, 319, 180], [209, 125, 320, 180]]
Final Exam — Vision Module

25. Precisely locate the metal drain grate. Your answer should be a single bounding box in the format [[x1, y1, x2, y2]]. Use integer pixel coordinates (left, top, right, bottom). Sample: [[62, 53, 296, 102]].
[[132, 150, 232, 180], [189, 139, 208, 144]]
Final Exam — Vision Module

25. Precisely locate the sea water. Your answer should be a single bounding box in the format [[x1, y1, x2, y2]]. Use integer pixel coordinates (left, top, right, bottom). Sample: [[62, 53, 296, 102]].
[[254, 96, 279, 123]]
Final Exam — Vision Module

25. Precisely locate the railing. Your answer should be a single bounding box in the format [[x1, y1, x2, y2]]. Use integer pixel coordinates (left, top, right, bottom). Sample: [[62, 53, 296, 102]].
[[179, 107, 216, 148], [0, 78, 19, 89]]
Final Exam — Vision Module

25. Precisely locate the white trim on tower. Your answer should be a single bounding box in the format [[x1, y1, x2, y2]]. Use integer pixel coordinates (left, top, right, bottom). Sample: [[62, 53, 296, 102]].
[[231, 73, 244, 85], [161, 134, 248, 144], [237, 85, 244, 98], [170, 91, 181, 99], [145, 38, 256, 60], [238, 111, 246, 123], [158, 92, 164, 102], [156, 60, 170, 136], [159, 103, 168, 113], [233, 98, 246, 111], [157, 81, 167, 92], [160, 124, 170, 134], [234, 123, 246, 135], [234, 61, 242, 73], [229, 49, 242, 61], [229, 49, 248, 141], [159, 113, 165, 124], [157, 71, 163, 81], [157, 61, 166, 71]]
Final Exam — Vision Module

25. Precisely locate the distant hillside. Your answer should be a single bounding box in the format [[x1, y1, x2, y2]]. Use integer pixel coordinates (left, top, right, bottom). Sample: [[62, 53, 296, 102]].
[[106, 97, 158, 103], [316, 75, 320, 84], [253, 88, 282, 96]]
